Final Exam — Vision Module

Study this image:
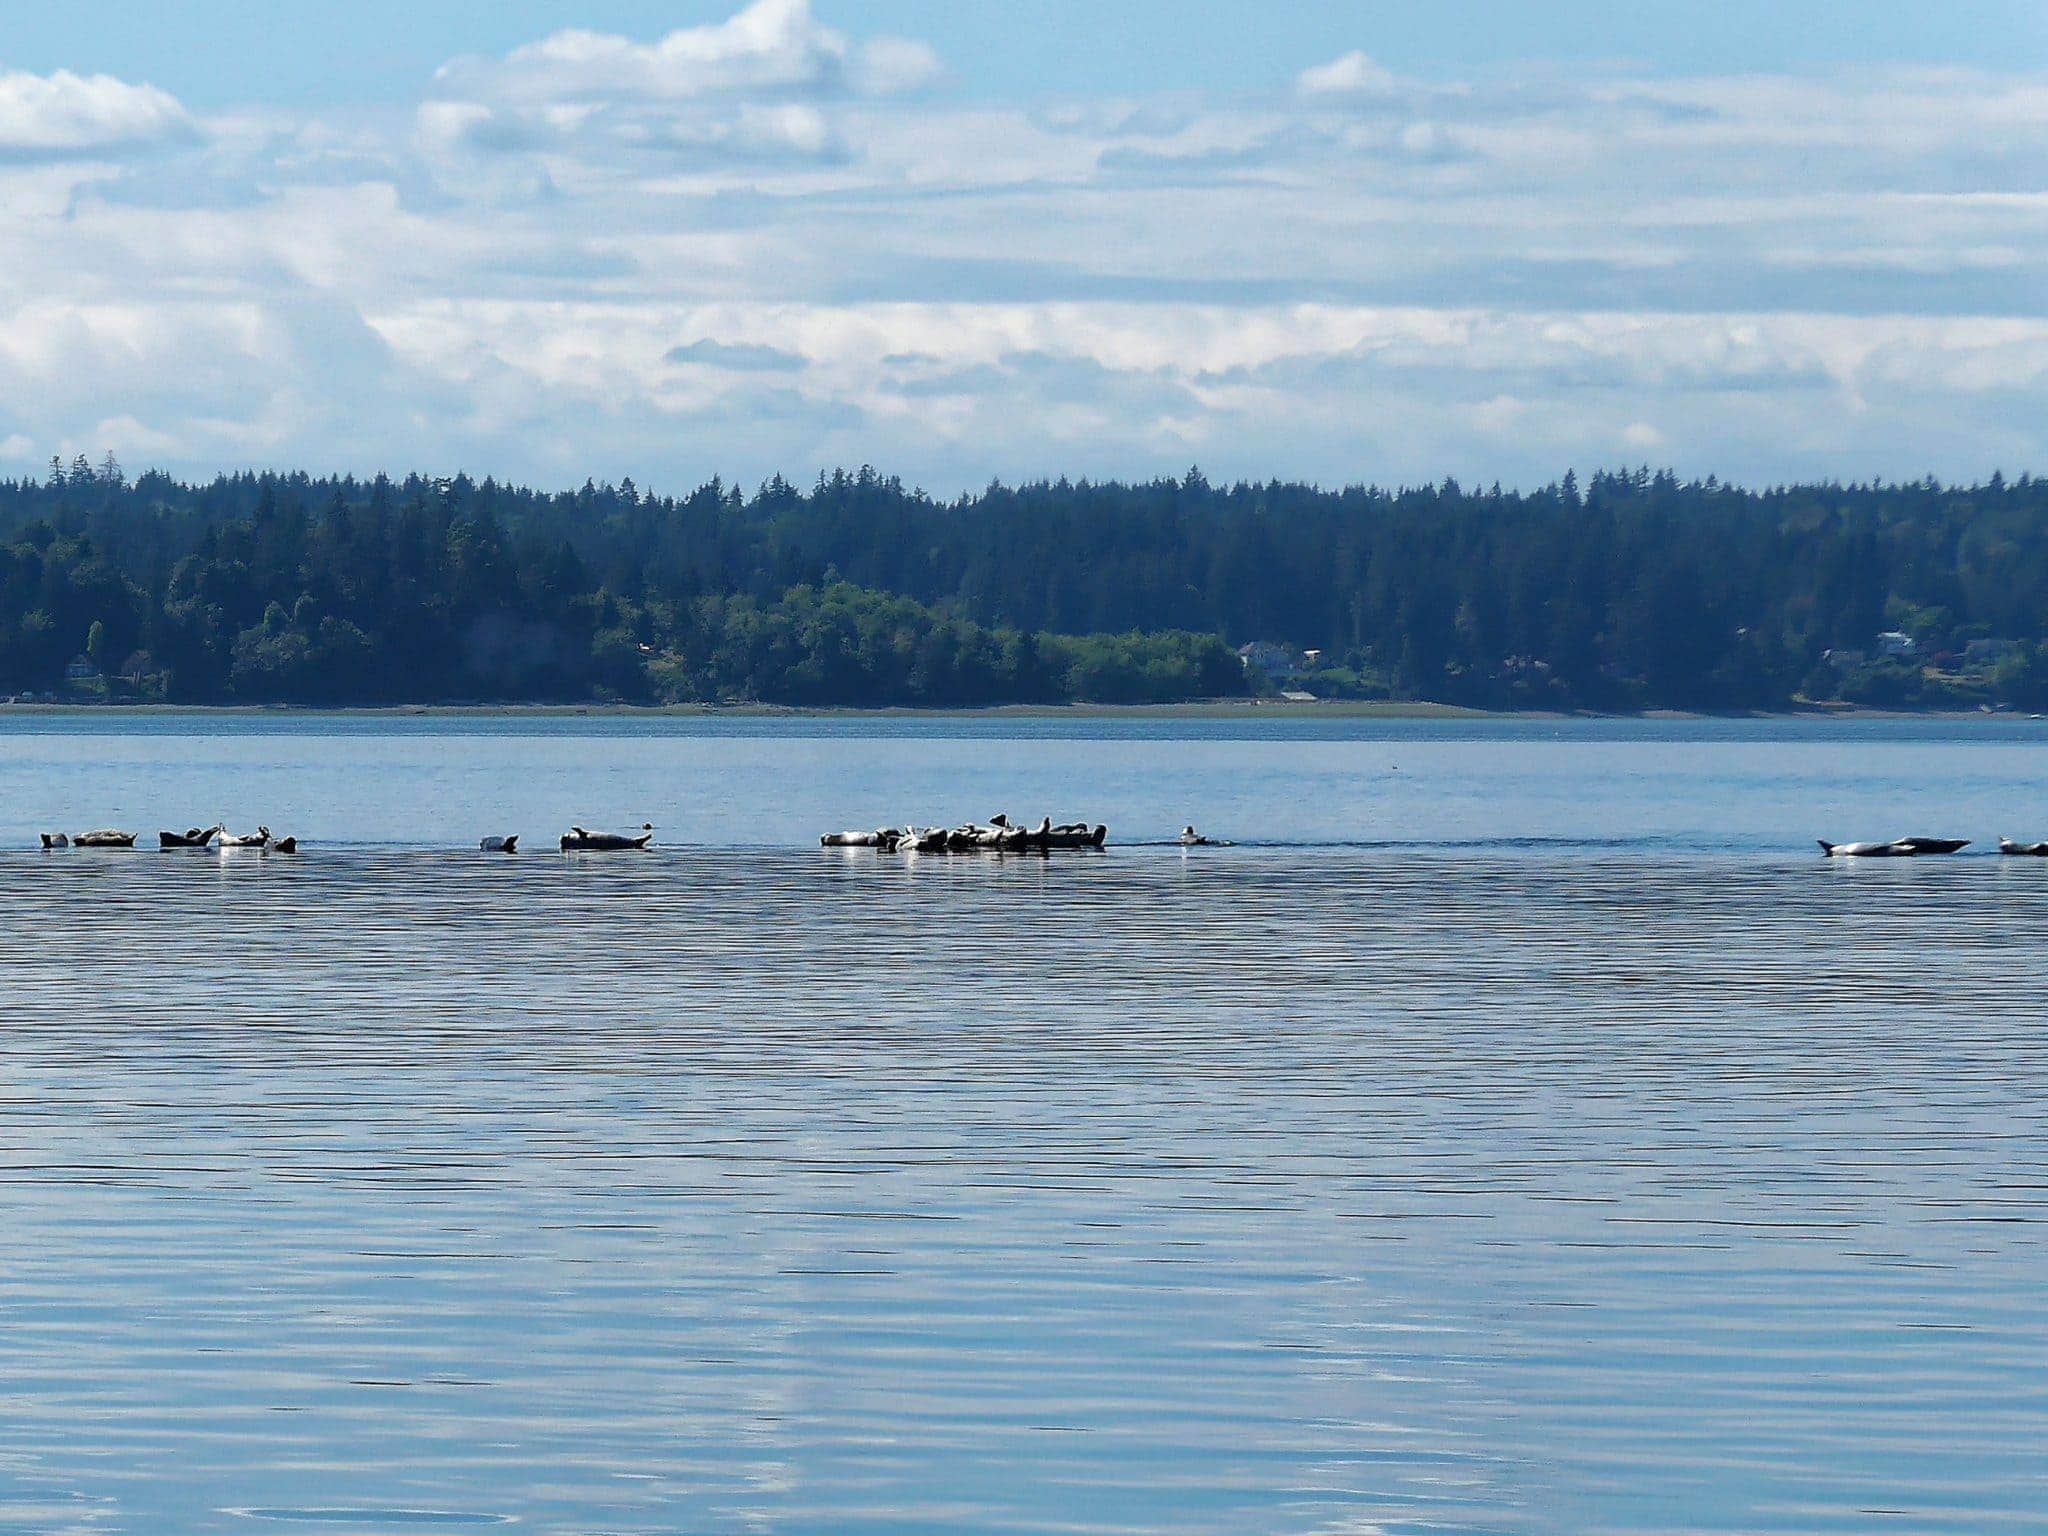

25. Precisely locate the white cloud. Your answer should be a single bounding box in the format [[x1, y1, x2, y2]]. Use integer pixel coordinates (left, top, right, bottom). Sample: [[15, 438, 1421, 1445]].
[[1297, 51, 1404, 100], [734, 101, 837, 157], [436, 0, 937, 104], [418, 0, 923, 173], [344, 298, 2048, 487], [0, 68, 194, 158]]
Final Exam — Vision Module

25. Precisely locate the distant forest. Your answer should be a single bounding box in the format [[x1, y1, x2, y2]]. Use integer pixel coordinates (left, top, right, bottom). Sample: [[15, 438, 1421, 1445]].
[[2, 453, 2045, 710]]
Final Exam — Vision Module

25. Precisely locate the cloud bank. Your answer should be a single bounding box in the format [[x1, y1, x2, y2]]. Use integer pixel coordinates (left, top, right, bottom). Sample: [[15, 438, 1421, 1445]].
[[0, 1, 2043, 491]]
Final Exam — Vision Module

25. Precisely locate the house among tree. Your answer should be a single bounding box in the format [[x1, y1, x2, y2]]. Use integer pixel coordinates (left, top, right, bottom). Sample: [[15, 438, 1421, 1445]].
[[1237, 641, 1305, 678], [63, 654, 104, 691]]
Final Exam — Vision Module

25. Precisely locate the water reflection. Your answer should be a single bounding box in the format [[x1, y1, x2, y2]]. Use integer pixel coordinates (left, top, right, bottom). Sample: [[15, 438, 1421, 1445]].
[[0, 849, 2041, 1534]]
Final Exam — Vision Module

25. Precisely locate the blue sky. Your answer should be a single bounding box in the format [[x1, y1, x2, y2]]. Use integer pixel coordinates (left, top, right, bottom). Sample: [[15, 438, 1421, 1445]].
[[8, 1, 2044, 104], [0, 1, 2042, 491]]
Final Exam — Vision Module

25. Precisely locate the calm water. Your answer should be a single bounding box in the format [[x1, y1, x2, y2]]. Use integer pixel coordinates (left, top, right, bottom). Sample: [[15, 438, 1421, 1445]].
[[1, 714, 2045, 1534], [2, 708, 2048, 852]]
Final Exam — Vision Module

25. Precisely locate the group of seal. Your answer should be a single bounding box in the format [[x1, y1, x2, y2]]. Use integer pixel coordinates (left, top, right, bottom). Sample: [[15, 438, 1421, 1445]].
[[41, 823, 296, 853], [1816, 836, 2007, 857], [823, 813, 1107, 853], [39, 825, 660, 854], [40, 829, 138, 849], [476, 826, 654, 850], [60, 818, 2048, 860], [1822, 834, 2048, 858], [47, 819, 2048, 860], [1817, 835, 1969, 857]]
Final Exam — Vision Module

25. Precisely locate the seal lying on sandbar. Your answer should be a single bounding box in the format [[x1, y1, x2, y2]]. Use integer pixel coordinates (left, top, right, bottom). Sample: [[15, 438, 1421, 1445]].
[[561, 824, 654, 851], [821, 829, 896, 847], [70, 829, 137, 848]]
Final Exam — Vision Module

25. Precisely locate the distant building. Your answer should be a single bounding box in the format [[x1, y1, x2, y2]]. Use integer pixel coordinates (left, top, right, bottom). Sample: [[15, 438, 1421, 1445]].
[[63, 655, 103, 689], [1279, 689, 1318, 703], [1300, 649, 1325, 670], [1823, 648, 1867, 672], [1964, 638, 2019, 668], [1875, 631, 1918, 659], [1237, 641, 1304, 677]]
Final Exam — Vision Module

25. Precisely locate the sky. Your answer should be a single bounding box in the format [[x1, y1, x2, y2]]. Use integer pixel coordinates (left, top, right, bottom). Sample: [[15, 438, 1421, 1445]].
[[0, 0, 2043, 494]]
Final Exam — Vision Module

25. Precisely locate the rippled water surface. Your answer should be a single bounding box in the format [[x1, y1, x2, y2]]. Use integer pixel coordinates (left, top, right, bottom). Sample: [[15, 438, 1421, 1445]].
[[2, 716, 2045, 1534]]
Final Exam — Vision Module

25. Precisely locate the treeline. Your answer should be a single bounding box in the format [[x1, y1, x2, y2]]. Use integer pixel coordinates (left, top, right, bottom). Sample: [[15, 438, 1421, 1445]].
[[1, 453, 2045, 708], [0, 457, 1241, 705]]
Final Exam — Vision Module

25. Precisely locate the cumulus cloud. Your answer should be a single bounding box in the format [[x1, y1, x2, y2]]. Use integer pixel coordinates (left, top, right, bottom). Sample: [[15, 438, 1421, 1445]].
[[418, 0, 924, 173], [0, 289, 424, 474], [0, 68, 195, 159], [436, 0, 937, 104]]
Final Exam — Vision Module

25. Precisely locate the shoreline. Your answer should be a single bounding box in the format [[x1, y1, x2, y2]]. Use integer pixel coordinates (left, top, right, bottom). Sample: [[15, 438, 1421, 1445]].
[[0, 698, 2034, 723]]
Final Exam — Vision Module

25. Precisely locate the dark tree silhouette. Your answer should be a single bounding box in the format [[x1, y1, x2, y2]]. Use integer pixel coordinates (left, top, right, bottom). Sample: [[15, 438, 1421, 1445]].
[[0, 462, 2040, 708]]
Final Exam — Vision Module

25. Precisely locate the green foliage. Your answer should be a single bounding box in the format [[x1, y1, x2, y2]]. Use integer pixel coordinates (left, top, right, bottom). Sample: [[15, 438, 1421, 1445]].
[[1042, 630, 1244, 704], [0, 461, 2043, 709]]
